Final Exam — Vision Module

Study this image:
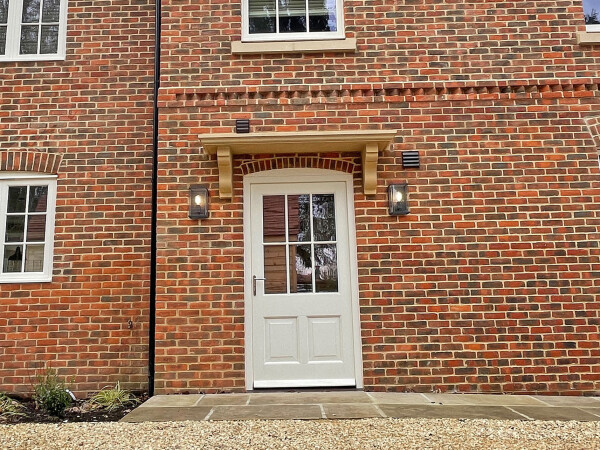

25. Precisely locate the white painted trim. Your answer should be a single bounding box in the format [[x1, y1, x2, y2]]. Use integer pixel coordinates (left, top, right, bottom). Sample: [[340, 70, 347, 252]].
[[243, 168, 363, 390], [0, 173, 57, 180], [241, 0, 345, 42], [0, 0, 68, 62], [0, 177, 57, 284], [254, 378, 356, 389]]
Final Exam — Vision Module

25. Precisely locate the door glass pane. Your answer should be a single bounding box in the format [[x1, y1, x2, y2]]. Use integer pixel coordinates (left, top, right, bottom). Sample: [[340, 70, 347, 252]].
[[42, 0, 61, 22], [24, 244, 44, 272], [3, 245, 23, 273], [248, 0, 276, 34], [27, 215, 46, 241], [290, 244, 312, 293], [20, 25, 39, 54], [287, 194, 310, 242], [40, 25, 59, 54], [8, 187, 27, 213], [5, 216, 25, 242], [263, 195, 285, 243], [312, 194, 336, 241], [315, 244, 338, 292], [279, 0, 307, 33], [264, 245, 287, 294], [28, 186, 48, 212], [308, 0, 337, 32], [22, 0, 41, 22], [0, 0, 8, 23]]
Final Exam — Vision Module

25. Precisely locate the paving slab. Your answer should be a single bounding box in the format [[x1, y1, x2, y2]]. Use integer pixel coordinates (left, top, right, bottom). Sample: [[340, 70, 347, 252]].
[[510, 406, 600, 422], [367, 392, 432, 405], [581, 408, 600, 418], [121, 406, 212, 423], [425, 393, 544, 406], [532, 396, 600, 407], [139, 394, 204, 408], [196, 394, 250, 406], [248, 391, 371, 405], [322, 403, 383, 419], [209, 404, 322, 421], [379, 404, 524, 420]]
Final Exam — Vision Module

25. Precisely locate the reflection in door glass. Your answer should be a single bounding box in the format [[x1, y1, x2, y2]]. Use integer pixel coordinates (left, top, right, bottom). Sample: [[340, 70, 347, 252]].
[[290, 244, 313, 293], [312, 194, 336, 241], [263, 195, 285, 243], [264, 245, 287, 294], [262, 192, 339, 295], [287, 194, 310, 242], [315, 244, 338, 292]]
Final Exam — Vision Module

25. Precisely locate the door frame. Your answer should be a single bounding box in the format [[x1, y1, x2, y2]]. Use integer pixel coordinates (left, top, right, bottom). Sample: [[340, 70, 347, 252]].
[[243, 168, 363, 390]]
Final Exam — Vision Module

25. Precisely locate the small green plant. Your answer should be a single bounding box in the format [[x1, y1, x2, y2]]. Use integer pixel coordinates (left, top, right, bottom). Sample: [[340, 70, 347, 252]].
[[0, 393, 25, 419], [89, 382, 139, 412], [33, 368, 72, 417]]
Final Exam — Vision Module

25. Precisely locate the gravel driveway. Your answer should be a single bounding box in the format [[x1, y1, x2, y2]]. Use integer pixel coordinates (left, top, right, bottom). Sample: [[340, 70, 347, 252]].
[[2, 418, 600, 449]]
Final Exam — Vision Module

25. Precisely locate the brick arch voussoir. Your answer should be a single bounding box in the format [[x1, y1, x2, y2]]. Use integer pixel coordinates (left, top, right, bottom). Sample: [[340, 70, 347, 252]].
[[584, 115, 600, 150], [0, 150, 62, 174], [240, 156, 359, 176]]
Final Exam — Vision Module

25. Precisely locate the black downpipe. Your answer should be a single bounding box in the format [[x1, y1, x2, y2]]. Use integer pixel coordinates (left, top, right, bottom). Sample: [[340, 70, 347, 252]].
[[148, 0, 161, 397]]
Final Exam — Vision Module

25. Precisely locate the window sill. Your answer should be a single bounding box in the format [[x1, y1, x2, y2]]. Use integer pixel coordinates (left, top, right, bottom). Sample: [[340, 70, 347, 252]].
[[232, 38, 357, 55], [0, 275, 52, 284], [577, 32, 600, 45], [0, 54, 66, 63]]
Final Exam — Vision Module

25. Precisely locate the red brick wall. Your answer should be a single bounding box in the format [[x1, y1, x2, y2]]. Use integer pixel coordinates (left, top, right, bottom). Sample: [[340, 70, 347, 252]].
[[0, 0, 155, 396], [155, 1, 600, 394]]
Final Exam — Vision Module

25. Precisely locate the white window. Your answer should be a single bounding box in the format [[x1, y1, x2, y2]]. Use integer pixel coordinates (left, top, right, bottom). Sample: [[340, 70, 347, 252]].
[[585, 0, 600, 31], [0, 0, 68, 61], [242, 0, 344, 42], [0, 174, 57, 283]]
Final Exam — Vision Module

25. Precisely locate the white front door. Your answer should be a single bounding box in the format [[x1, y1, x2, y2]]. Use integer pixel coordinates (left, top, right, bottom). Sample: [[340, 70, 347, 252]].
[[247, 174, 360, 388]]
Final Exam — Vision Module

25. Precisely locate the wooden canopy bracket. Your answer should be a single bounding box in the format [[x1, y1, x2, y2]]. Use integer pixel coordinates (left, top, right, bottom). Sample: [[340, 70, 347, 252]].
[[201, 131, 396, 198]]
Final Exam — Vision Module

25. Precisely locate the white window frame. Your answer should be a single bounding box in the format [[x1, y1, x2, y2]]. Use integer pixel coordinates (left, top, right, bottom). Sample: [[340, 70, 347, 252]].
[[0, 173, 57, 283], [1, 0, 68, 62], [241, 0, 345, 42], [584, 0, 600, 31]]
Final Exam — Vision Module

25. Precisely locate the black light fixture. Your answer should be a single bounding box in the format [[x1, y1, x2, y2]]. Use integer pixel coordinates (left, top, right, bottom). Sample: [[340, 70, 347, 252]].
[[388, 183, 409, 216], [189, 185, 209, 219]]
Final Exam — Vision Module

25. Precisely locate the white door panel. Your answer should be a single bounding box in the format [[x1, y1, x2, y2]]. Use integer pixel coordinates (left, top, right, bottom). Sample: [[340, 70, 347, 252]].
[[249, 181, 357, 388]]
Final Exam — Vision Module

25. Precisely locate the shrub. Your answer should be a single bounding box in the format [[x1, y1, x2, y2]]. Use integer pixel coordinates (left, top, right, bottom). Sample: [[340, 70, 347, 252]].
[[89, 382, 139, 412], [0, 393, 25, 419], [33, 368, 72, 417]]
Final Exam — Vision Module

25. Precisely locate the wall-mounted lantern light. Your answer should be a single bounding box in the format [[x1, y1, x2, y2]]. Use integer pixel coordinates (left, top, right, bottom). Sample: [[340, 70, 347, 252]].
[[189, 185, 209, 219], [388, 183, 409, 216]]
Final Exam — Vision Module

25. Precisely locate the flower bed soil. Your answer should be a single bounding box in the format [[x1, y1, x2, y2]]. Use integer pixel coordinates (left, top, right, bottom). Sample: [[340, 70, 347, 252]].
[[1, 395, 147, 424]]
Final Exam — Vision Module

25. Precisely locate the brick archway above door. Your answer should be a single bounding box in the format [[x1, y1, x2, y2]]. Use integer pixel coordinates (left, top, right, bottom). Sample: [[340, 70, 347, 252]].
[[240, 156, 359, 178], [201, 130, 396, 198]]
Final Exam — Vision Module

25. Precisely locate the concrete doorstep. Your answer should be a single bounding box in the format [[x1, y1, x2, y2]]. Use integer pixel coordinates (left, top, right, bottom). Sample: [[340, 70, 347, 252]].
[[121, 392, 600, 423]]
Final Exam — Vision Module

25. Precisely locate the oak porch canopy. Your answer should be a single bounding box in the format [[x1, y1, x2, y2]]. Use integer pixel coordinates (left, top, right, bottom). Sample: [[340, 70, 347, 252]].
[[200, 130, 396, 198]]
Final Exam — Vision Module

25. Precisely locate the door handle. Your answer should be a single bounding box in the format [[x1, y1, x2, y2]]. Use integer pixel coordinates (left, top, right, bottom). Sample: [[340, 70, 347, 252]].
[[253, 275, 266, 296]]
